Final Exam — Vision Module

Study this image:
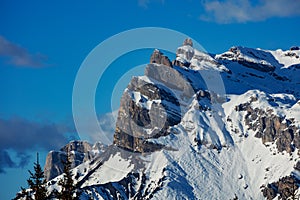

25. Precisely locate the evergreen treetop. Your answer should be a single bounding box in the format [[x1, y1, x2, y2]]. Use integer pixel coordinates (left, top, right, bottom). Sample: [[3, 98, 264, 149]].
[[13, 152, 49, 200]]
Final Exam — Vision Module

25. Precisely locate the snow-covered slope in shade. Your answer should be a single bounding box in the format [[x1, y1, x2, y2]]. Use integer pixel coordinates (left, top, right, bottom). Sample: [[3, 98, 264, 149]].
[[215, 46, 300, 99]]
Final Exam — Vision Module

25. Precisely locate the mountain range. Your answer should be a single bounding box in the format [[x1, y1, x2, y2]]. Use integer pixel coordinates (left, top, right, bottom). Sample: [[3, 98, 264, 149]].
[[42, 39, 300, 200]]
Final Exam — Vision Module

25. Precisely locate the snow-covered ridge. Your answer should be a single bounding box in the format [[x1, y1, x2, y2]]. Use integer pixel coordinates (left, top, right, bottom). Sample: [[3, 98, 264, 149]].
[[176, 43, 230, 72], [216, 46, 300, 69]]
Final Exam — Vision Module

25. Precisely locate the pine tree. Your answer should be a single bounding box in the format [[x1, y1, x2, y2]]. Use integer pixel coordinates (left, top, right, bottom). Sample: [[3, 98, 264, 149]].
[[56, 153, 80, 200], [13, 153, 48, 200], [27, 153, 48, 199]]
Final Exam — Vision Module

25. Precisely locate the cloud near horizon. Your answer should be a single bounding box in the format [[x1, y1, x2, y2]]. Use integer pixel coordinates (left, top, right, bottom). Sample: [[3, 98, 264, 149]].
[[200, 0, 300, 23], [0, 116, 74, 173], [0, 35, 47, 67], [0, 111, 118, 173]]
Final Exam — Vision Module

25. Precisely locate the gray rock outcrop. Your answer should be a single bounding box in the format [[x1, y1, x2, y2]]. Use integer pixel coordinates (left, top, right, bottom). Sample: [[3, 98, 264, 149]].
[[113, 67, 183, 152], [261, 175, 299, 200], [235, 102, 300, 153], [113, 50, 202, 152], [150, 49, 172, 67], [183, 38, 193, 47], [44, 140, 104, 181]]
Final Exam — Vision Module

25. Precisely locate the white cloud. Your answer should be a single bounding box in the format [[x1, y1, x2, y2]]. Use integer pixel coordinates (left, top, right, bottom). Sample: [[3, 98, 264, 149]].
[[200, 0, 300, 23], [0, 35, 47, 67]]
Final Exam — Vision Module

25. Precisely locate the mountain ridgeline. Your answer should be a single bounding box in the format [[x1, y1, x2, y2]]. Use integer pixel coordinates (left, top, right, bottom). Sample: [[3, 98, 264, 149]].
[[40, 39, 300, 200]]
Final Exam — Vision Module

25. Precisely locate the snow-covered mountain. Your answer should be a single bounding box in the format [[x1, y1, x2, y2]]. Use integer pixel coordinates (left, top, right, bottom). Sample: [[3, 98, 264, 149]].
[[45, 40, 300, 199]]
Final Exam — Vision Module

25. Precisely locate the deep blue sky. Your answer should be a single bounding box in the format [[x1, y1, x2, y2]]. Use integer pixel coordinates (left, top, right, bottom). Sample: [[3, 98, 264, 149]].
[[0, 0, 300, 199]]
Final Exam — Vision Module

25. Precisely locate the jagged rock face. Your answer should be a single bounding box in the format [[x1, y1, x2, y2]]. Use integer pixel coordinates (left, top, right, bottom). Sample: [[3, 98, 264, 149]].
[[44, 151, 67, 182], [235, 101, 300, 153], [113, 64, 184, 152], [261, 175, 299, 200], [44, 141, 104, 181], [113, 51, 207, 152], [149, 49, 172, 67], [145, 64, 195, 98], [61, 140, 92, 153], [113, 57, 227, 153], [183, 38, 193, 47]]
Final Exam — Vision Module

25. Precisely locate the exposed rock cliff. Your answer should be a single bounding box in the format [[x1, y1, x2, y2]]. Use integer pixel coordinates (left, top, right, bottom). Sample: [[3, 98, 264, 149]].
[[149, 49, 172, 67], [261, 175, 300, 200], [235, 99, 300, 154], [44, 140, 104, 181], [113, 59, 184, 152]]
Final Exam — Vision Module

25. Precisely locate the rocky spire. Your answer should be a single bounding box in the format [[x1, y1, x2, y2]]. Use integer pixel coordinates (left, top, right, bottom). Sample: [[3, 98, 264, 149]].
[[149, 49, 172, 67], [183, 38, 193, 47]]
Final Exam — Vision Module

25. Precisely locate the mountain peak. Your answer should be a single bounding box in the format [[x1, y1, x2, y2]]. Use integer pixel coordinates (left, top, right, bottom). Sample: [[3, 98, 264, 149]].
[[149, 49, 172, 67], [183, 38, 193, 47], [41, 41, 300, 200]]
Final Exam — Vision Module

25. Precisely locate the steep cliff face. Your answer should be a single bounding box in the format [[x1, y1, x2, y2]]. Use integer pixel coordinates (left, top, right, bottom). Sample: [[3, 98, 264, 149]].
[[235, 98, 300, 153], [149, 49, 172, 67], [113, 47, 229, 152], [44, 141, 105, 181], [42, 41, 300, 200], [114, 46, 193, 152], [113, 65, 184, 152]]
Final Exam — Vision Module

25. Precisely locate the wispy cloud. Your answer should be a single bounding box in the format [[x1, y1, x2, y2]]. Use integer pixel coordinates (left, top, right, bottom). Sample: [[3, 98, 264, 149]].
[[0, 35, 47, 67], [200, 0, 300, 23], [0, 117, 74, 173], [96, 111, 117, 143], [78, 111, 117, 145]]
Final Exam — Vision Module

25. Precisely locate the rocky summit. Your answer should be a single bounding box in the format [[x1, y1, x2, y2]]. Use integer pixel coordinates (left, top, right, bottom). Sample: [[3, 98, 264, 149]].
[[44, 141, 105, 181], [36, 40, 300, 199]]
